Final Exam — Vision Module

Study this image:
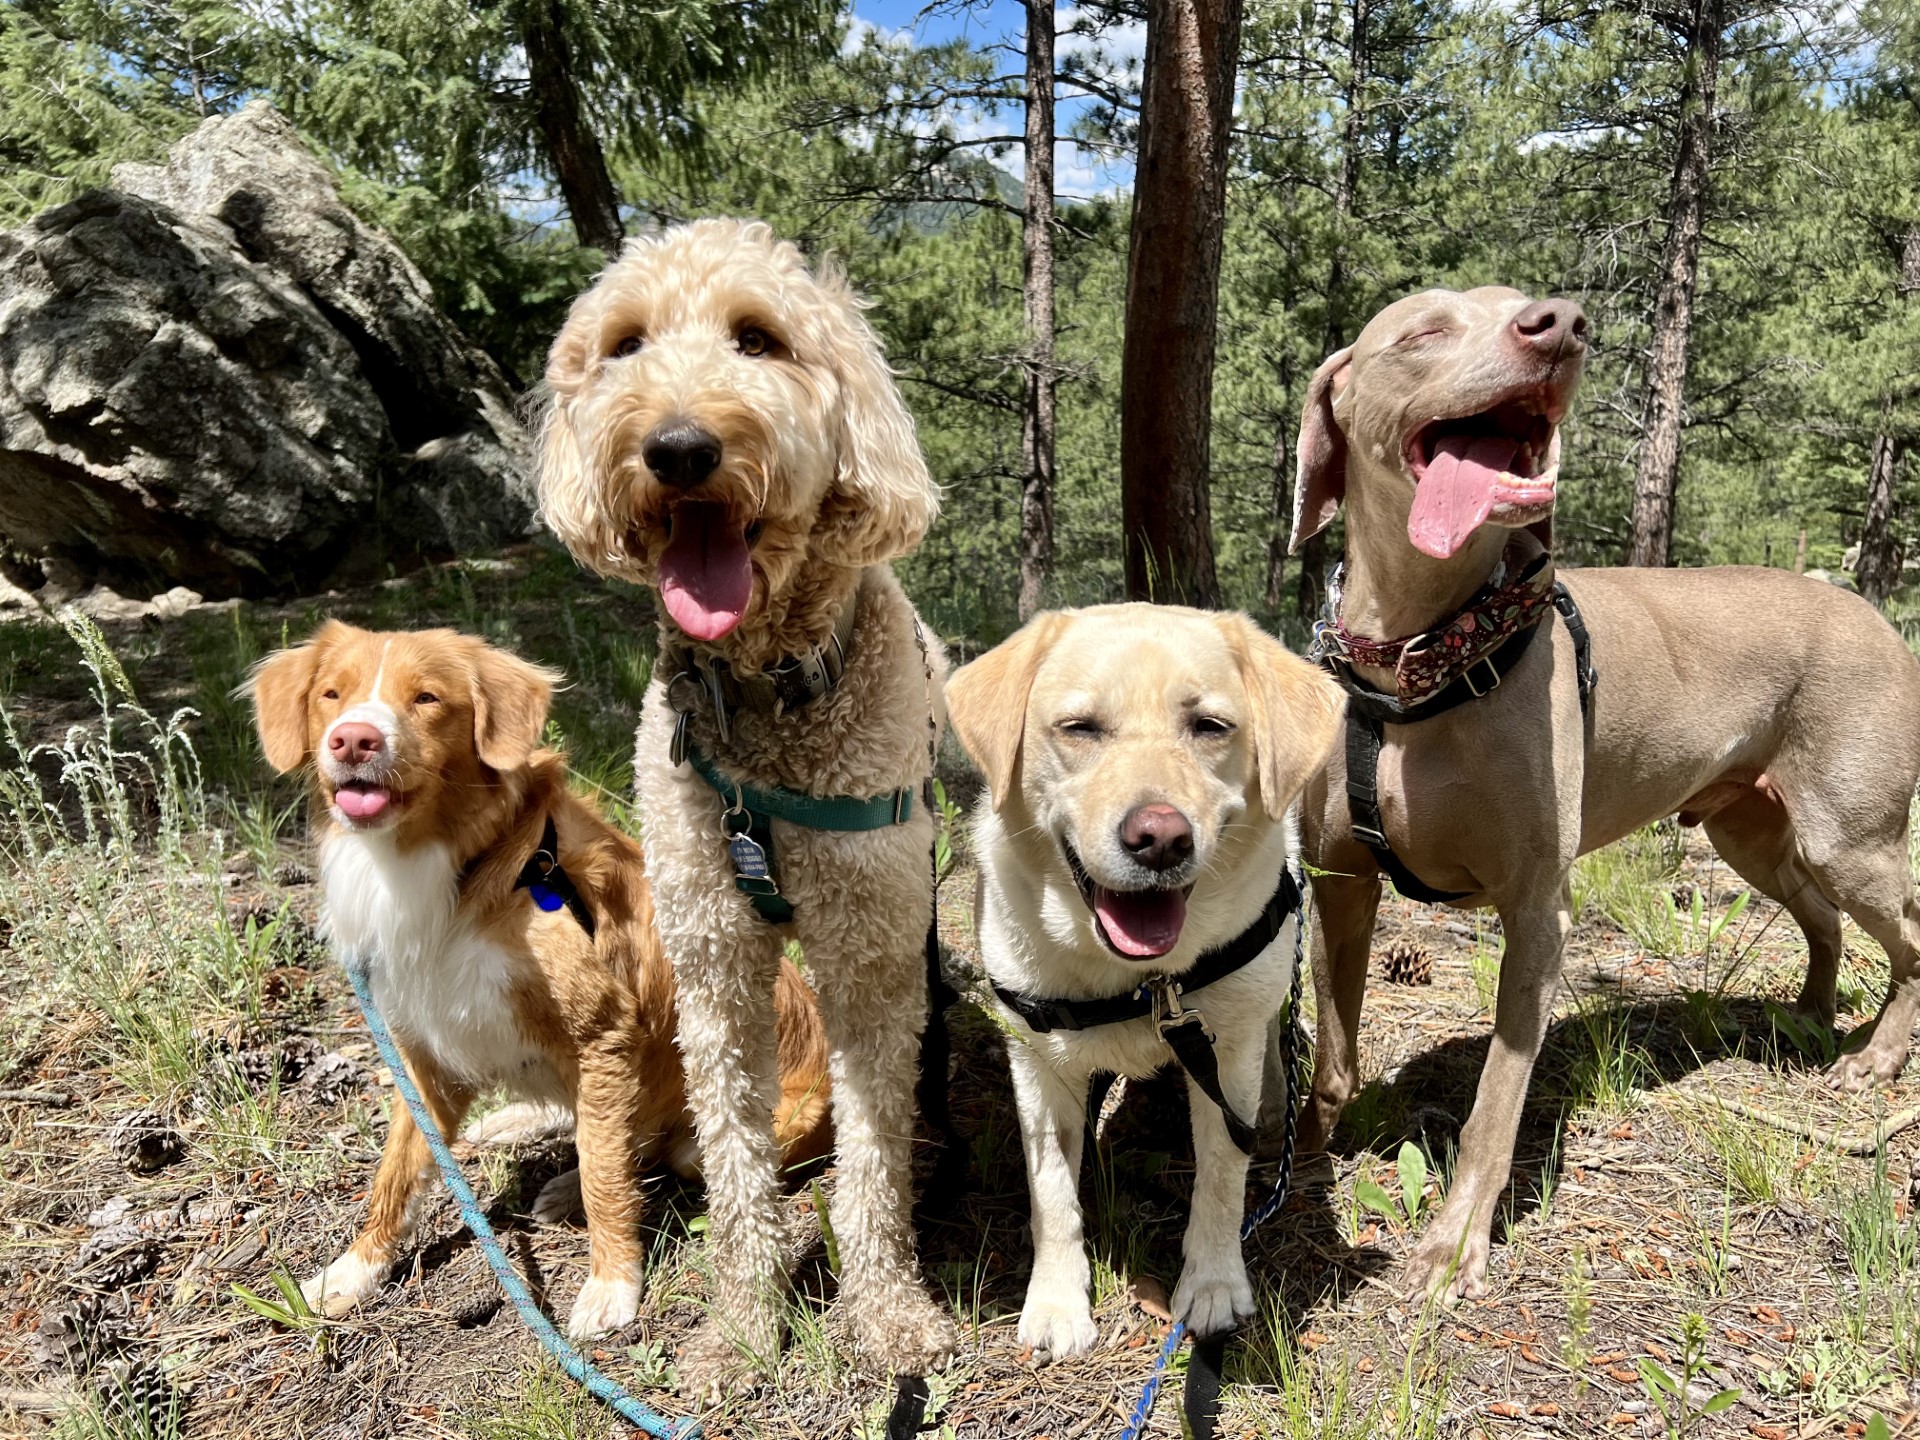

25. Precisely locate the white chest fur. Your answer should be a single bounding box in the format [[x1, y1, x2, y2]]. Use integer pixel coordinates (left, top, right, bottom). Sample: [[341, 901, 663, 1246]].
[[319, 832, 561, 1099]]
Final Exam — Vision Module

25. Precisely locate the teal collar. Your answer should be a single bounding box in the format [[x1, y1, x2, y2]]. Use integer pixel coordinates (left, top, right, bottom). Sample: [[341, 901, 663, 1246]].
[[682, 743, 918, 923]]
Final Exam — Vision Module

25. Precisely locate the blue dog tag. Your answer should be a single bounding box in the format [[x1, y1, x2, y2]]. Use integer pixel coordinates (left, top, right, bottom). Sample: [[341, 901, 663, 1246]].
[[529, 884, 565, 913]]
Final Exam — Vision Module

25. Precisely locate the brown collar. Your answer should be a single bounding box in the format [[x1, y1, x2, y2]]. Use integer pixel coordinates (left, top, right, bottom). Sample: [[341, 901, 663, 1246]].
[[662, 592, 860, 740], [1312, 545, 1557, 705]]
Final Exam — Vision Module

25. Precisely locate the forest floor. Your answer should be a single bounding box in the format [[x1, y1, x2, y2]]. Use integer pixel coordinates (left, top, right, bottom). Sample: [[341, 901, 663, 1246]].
[[1, 543, 1918, 1439]]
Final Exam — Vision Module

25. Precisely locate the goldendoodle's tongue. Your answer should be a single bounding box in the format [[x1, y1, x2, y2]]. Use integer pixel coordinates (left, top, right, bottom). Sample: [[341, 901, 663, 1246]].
[[1409, 433, 1521, 559], [1093, 886, 1187, 958], [660, 503, 752, 641]]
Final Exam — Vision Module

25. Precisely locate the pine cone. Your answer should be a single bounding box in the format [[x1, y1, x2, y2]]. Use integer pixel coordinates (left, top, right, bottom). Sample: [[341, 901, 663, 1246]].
[[299, 1051, 362, 1107], [79, 1226, 163, 1288], [31, 1294, 129, 1375], [1379, 938, 1433, 986], [108, 1109, 183, 1173], [96, 1357, 182, 1435]]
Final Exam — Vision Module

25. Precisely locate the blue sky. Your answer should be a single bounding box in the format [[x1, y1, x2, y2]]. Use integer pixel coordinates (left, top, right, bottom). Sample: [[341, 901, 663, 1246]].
[[845, 1, 1141, 196]]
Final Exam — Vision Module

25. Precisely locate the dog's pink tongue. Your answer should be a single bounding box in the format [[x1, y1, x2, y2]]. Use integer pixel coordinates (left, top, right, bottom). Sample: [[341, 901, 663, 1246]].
[[335, 784, 390, 820], [660, 503, 753, 641], [1408, 434, 1521, 559], [1093, 887, 1188, 958]]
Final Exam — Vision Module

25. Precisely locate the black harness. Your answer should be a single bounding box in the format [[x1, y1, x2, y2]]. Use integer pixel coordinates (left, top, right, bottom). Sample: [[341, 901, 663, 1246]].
[[990, 868, 1303, 1155], [512, 815, 598, 938], [1323, 581, 1597, 904]]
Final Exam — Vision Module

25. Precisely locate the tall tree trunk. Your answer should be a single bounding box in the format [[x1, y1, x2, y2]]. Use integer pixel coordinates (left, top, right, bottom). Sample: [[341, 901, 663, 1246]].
[[520, 0, 625, 257], [1119, 0, 1243, 608], [1856, 222, 1920, 609], [1627, 0, 1726, 568], [1018, 0, 1057, 621], [1295, 0, 1369, 619]]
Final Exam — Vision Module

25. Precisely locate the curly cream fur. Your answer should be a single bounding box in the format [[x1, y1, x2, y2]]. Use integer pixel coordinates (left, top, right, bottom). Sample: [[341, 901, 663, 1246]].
[[534, 219, 953, 1397]]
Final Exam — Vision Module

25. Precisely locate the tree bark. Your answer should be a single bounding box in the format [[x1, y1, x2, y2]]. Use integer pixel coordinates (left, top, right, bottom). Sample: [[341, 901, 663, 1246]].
[[1627, 0, 1727, 568], [1018, 0, 1057, 620], [1856, 222, 1920, 609], [1295, 0, 1368, 618], [519, 0, 625, 257], [1119, 0, 1243, 608]]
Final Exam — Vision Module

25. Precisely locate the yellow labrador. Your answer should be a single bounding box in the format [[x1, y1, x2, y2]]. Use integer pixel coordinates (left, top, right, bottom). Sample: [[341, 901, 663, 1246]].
[[946, 604, 1341, 1355]]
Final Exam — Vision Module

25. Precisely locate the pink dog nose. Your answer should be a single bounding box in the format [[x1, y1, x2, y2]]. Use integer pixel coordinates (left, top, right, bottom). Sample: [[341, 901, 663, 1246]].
[[1119, 804, 1194, 872], [329, 722, 385, 764], [1512, 299, 1588, 360]]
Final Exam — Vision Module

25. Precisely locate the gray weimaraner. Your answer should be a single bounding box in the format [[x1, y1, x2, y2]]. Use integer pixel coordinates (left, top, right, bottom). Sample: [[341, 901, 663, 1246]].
[[1288, 285, 1920, 1300]]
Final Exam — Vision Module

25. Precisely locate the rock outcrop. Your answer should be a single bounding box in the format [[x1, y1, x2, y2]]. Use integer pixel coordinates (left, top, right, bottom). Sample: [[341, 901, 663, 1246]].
[[0, 102, 534, 598]]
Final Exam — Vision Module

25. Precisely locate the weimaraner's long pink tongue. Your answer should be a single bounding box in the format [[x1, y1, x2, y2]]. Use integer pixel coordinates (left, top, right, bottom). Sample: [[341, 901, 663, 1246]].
[[660, 502, 753, 640], [1408, 434, 1521, 558]]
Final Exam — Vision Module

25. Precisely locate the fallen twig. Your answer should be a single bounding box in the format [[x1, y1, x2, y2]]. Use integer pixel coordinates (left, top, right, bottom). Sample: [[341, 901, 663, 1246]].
[[1659, 1091, 1920, 1156], [0, 1087, 73, 1106]]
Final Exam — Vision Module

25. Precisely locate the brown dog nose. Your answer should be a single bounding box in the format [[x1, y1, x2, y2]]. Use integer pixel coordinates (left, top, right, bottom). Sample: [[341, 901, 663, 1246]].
[[643, 422, 722, 489], [328, 722, 385, 765], [1511, 299, 1588, 360], [1118, 804, 1194, 872]]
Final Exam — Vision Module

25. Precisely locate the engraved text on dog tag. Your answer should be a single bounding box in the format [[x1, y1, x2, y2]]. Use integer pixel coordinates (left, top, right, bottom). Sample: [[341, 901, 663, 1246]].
[[728, 832, 771, 881]]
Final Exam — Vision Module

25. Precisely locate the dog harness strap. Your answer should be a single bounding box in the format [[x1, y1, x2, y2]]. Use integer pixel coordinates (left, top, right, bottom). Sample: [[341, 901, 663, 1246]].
[[1153, 976, 1260, 1155], [665, 594, 861, 729], [682, 742, 916, 925], [1343, 713, 1475, 905], [513, 816, 599, 938], [988, 869, 1301, 1035], [1552, 580, 1599, 717]]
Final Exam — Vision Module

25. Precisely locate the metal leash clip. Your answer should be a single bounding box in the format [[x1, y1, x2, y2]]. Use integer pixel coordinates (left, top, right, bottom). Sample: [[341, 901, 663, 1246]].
[[1148, 974, 1213, 1046]]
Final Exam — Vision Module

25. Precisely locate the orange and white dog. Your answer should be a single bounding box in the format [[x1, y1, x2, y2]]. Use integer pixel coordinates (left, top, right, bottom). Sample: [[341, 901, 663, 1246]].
[[245, 621, 832, 1339]]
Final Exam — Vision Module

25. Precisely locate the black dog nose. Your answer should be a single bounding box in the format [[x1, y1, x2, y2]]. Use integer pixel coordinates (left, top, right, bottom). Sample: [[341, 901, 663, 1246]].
[[642, 423, 722, 489], [1118, 804, 1194, 872], [1511, 298, 1588, 359]]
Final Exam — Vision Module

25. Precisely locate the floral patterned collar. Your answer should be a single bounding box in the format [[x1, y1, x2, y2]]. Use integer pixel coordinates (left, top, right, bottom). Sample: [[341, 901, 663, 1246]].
[[1311, 544, 1558, 706]]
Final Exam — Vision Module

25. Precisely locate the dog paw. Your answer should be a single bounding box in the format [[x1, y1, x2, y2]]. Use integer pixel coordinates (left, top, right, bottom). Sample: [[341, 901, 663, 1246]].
[[855, 1287, 957, 1375], [463, 1101, 574, 1147], [1017, 1281, 1097, 1359], [1830, 1042, 1909, 1092], [530, 1168, 584, 1225], [1400, 1223, 1491, 1305], [566, 1272, 642, 1340], [300, 1250, 386, 1317], [675, 1318, 770, 1404], [1172, 1260, 1253, 1340]]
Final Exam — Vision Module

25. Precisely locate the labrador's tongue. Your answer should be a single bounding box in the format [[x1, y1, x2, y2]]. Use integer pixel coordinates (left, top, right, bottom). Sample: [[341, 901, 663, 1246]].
[[1093, 886, 1188, 958], [334, 784, 390, 820], [660, 503, 753, 641], [1408, 433, 1522, 559]]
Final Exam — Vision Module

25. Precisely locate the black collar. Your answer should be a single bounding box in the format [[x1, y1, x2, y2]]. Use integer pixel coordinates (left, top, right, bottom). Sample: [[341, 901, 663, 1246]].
[[513, 815, 597, 939], [990, 866, 1302, 1036], [662, 592, 859, 741]]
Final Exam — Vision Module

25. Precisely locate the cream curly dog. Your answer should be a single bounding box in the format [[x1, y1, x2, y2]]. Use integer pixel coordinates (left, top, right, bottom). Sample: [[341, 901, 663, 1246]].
[[537, 218, 953, 1397]]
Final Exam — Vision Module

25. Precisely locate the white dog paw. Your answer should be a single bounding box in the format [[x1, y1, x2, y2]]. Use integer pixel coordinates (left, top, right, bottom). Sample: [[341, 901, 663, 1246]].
[[1172, 1260, 1253, 1340], [463, 1101, 574, 1147], [530, 1168, 584, 1225], [566, 1273, 642, 1340], [300, 1250, 386, 1317], [1018, 1279, 1098, 1358]]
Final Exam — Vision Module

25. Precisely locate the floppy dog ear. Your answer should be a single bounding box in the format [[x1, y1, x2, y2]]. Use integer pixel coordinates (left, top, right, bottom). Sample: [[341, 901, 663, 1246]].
[[535, 302, 627, 577], [945, 613, 1069, 812], [240, 630, 330, 774], [820, 269, 940, 568], [1290, 346, 1354, 554], [470, 644, 562, 772], [1216, 612, 1345, 820]]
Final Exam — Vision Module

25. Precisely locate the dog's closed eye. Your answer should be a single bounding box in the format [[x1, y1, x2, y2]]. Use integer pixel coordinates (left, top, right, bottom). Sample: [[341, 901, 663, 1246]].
[[1057, 717, 1105, 740], [1190, 715, 1235, 737]]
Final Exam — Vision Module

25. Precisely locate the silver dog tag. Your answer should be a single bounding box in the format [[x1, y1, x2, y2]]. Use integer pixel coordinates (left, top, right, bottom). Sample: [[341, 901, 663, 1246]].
[[728, 832, 771, 881]]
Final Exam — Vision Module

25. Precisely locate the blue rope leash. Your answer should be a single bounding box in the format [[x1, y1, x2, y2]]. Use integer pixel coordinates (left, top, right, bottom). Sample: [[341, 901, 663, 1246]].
[[342, 958, 702, 1440], [1115, 874, 1308, 1440]]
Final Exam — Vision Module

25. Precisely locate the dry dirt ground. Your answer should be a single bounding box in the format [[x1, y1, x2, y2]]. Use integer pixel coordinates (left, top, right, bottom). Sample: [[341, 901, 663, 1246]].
[[1, 549, 1917, 1439]]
